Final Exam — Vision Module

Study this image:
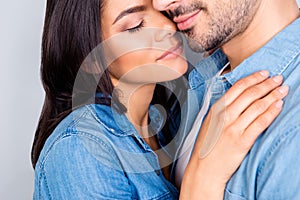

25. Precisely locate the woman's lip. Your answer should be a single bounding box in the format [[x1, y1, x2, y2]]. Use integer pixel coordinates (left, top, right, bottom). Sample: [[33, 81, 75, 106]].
[[156, 41, 183, 61], [174, 10, 201, 31]]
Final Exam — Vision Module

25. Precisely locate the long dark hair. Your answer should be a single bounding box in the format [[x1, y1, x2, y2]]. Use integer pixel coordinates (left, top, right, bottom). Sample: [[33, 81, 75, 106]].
[[31, 0, 187, 168], [31, 0, 114, 168]]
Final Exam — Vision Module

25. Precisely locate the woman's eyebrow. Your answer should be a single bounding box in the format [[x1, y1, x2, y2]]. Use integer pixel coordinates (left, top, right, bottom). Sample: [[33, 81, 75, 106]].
[[113, 5, 146, 25]]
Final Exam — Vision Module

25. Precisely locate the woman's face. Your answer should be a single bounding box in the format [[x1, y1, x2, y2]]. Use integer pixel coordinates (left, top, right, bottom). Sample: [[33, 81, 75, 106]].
[[101, 0, 188, 84]]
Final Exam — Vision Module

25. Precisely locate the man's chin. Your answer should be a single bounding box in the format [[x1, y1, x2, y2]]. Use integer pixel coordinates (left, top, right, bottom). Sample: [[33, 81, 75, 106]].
[[186, 37, 206, 53]]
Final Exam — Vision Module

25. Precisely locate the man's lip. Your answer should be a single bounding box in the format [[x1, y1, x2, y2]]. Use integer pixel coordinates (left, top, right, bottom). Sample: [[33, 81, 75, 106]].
[[173, 10, 201, 30], [156, 41, 183, 61]]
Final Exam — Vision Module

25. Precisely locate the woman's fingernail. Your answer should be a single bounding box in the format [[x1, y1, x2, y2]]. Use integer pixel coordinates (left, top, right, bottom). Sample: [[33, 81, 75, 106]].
[[260, 70, 269, 77], [272, 75, 283, 83], [275, 100, 283, 108], [279, 85, 289, 94]]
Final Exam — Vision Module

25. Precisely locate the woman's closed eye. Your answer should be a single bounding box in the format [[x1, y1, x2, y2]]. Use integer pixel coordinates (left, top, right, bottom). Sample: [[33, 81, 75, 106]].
[[126, 20, 144, 33]]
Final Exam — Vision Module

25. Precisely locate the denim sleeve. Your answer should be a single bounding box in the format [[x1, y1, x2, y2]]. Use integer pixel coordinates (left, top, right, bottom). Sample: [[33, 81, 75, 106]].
[[36, 133, 135, 200], [256, 126, 300, 200]]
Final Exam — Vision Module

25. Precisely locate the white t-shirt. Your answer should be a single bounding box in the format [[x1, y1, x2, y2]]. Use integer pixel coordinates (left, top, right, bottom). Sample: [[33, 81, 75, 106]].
[[175, 62, 230, 187]]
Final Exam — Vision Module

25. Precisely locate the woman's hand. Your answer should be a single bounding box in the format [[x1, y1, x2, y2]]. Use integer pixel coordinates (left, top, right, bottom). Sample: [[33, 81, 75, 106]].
[[180, 71, 289, 200]]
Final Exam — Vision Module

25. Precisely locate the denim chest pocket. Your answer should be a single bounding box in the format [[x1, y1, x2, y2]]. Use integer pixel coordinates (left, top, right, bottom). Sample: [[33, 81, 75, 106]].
[[224, 189, 247, 200]]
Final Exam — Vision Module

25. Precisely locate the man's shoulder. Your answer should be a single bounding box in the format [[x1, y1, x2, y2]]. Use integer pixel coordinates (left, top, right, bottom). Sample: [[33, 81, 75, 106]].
[[225, 81, 300, 199], [225, 117, 300, 199]]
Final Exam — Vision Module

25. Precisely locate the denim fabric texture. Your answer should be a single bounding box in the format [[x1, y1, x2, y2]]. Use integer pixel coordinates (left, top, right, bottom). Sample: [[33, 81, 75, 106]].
[[33, 104, 179, 199], [181, 18, 300, 199]]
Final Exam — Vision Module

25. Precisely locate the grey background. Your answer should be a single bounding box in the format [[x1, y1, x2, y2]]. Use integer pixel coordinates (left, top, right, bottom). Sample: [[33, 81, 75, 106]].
[[0, 0, 299, 199], [0, 0, 45, 199]]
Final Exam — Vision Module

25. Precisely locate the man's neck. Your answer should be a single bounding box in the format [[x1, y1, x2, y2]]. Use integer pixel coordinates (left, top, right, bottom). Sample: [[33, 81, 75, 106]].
[[221, 0, 300, 70]]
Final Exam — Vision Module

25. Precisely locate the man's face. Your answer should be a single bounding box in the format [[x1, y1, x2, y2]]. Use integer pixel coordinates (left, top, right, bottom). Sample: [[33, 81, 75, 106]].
[[153, 0, 260, 52]]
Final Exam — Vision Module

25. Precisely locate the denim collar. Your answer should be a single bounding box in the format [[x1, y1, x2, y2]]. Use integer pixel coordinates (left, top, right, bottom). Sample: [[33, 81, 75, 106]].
[[222, 18, 300, 85], [189, 49, 228, 89], [190, 18, 300, 88], [88, 103, 164, 137]]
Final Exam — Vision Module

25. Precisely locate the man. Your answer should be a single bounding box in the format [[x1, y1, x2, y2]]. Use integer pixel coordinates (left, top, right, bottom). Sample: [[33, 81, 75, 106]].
[[153, 0, 300, 199]]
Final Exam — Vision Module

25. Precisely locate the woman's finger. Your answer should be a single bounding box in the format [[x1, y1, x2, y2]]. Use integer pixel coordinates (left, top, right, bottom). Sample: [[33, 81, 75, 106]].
[[220, 70, 270, 106], [240, 99, 284, 148], [230, 85, 289, 133], [224, 75, 283, 123]]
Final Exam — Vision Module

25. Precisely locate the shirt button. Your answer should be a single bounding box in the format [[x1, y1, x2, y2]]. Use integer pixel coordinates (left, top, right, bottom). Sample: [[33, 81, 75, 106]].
[[154, 169, 160, 176]]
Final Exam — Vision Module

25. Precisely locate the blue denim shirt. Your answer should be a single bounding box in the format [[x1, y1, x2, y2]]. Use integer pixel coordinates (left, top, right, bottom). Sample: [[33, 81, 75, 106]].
[[183, 18, 300, 199], [33, 104, 179, 199]]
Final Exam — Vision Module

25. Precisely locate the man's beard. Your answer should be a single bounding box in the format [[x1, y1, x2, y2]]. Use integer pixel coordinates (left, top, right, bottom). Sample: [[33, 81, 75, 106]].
[[183, 27, 206, 53], [171, 0, 258, 53]]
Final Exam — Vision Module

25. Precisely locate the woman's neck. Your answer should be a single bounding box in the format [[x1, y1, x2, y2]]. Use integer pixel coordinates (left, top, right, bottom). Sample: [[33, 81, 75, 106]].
[[115, 82, 156, 138], [114, 81, 172, 180]]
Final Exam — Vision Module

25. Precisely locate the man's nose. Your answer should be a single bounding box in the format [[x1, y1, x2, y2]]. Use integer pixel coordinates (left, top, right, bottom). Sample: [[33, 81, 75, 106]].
[[152, 0, 179, 11]]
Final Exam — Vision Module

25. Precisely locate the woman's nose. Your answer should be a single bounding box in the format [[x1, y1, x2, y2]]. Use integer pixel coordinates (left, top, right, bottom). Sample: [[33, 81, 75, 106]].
[[154, 17, 176, 42]]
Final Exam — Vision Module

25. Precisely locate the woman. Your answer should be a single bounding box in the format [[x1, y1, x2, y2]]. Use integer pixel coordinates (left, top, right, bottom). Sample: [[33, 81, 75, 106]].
[[31, 0, 287, 199]]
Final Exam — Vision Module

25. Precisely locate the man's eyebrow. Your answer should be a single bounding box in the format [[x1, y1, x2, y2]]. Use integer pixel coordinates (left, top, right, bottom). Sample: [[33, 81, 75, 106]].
[[113, 5, 146, 25]]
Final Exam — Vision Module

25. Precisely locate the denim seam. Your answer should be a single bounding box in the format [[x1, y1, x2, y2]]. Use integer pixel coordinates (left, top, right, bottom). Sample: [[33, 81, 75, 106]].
[[86, 105, 133, 136], [75, 132, 138, 199], [39, 132, 136, 199], [43, 131, 117, 167], [150, 191, 173, 200], [257, 124, 300, 177], [86, 105, 119, 133], [39, 169, 52, 200], [74, 132, 173, 199], [76, 131, 117, 154], [274, 48, 300, 75], [38, 108, 90, 169], [65, 106, 90, 133]]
